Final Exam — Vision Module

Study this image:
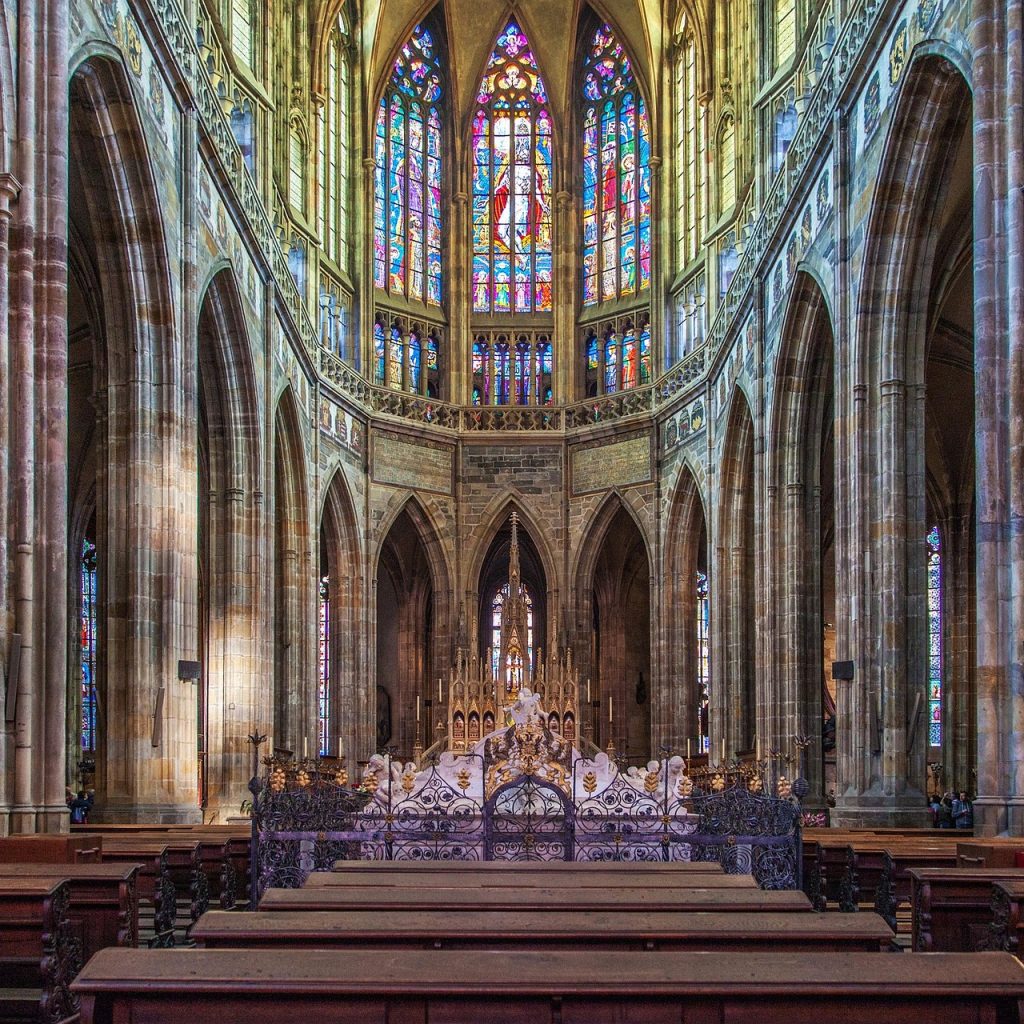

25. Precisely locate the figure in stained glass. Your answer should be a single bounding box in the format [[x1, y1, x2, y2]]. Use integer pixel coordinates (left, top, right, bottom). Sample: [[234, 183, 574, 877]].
[[472, 21, 552, 316], [581, 24, 651, 306], [375, 24, 443, 308]]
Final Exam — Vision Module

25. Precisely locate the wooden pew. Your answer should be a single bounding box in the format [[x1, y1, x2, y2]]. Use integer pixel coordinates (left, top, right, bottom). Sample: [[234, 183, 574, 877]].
[[72, 948, 1024, 1024], [260, 883, 813, 914], [193, 907, 895, 952], [0, 834, 102, 864], [332, 858, 724, 873], [0, 878, 80, 1024], [98, 835, 206, 937], [910, 867, 1024, 952], [0, 863, 141, 960], [990, 879, 1024, 955], [311, 868, 758, 889], [957, 839, 1024, 869]]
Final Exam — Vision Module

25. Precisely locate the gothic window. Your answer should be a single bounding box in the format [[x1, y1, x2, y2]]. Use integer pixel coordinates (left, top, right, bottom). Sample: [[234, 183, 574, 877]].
[[320, 18, 350, 268], [697, 569, 710, 753], [676, 26, 703, 267], [771, 90, 798, 175], [230, 94, 255, 177], [373, 318, 386, 385], [373, 23, 444, 306], [80, 538, 98, 754], [472, 21, 553, 315], [231, 0, 255, 68], [289, 126, 306, 212], [319, 276, 350, 363], [318, 573, 330, 757], [775, 0, 797, 69], [471, 332, 552, 406], [926, 525, 942, 747], [588, 318, 651, 395], [491, 582, 534, 681], [719, 117, 736, 214], [581, 23, 651, 306]]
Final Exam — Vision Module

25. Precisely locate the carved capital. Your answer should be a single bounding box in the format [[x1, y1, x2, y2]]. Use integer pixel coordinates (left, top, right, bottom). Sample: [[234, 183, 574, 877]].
[[0, 172, 22, 220]]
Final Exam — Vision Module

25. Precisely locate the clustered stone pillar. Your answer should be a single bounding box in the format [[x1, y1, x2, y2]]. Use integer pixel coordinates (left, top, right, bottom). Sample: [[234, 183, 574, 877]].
[[973, 0, 1024, 835]]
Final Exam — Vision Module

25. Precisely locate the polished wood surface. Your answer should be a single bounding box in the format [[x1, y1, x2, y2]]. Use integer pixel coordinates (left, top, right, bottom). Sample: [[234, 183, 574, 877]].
[[312, 868, 757, 889], [192, 907, 895, 952]]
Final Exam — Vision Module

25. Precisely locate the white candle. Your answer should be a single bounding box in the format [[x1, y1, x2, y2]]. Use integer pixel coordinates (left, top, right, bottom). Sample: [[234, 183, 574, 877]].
[[416, 695, 421, 722], [608, 697, 613, 724], [438, 677, 442, 703], [687, 738, 691, 759], [303, 738, 307, 759]]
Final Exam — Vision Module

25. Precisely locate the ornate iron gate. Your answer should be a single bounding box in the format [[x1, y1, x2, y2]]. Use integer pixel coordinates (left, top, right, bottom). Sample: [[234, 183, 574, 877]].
[[484, 776, 573, 861]]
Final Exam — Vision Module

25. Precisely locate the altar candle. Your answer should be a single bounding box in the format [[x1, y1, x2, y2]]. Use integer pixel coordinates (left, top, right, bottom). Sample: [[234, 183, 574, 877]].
[[687, 738, 691, 759], [416, 696, 421, 722], [438, 677, 443, 703], [720, 738, 725, 763], [608, 697, 613, 723], [303, 738, 307, 759]]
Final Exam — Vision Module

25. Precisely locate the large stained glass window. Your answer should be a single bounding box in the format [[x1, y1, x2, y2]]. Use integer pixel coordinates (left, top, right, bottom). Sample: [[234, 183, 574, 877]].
[[80, 539, 98, 754], [491, 582, 534, 681], [676, 24, 704, 268], [373, 24, 443, 306], [471, 332, 552, 406], [581, 24, 651, 306], [472, 21, 552, 315], [926, 525, 942, 747], [320, 17, 350, 268], [584, 318, 651, 395], [697, 570, 709, 753], [318, 573, 330, 757]]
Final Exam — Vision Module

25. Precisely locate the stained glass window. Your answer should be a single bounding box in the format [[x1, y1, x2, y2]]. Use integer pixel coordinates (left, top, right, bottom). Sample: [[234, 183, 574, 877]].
[[80, 539, 98, 754], [318, 574, 329, 757], [289, 128, 306, 212], [595, 320, 650, 394], [926, 525, 942, 747], [676, 27, 703, 267], [697, 570, 709, 753], [231, 0, 254, 67], [581, 24, 651, 306], [320, 19, 349, 267], [491, 582, 534, 681], [775, 0, 797, 69], [719, 118, 736, 213], [373, 319, 386, 385], [472, 21, 552, 314], [374, 24, 443, 306]]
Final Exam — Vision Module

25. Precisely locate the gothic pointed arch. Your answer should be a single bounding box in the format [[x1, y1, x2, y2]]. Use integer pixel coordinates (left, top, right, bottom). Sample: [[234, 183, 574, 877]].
[[716, 386, 756, 759], [319, 466, 364, 761], [573, 491, 652, 756], [375, 493, 453, 757], [661, 463, 709, 753], [273, 385, 313, 755], [767, 271, 835, 806], [67, 55, 196, 822], [197, 267, 264, 818]]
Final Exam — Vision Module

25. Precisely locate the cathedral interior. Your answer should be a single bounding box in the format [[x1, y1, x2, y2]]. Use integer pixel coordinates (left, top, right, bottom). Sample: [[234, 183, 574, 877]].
[[0, 0, 1020, 840]]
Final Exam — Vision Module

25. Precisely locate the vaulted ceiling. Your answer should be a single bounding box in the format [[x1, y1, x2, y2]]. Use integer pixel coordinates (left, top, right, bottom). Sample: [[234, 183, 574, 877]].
[[359, 0, 662, 129]]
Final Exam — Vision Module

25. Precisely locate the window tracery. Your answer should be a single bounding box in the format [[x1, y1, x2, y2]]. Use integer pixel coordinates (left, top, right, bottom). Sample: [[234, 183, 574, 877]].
[[319, 573, 330, 757], [583, 314, 651, 396], [80, 538, 98, 754], [927, 525, 942, 747], [581, 23, 651, 307], [472, 21, 553, 315], [472, 330, 552, 407], [374, 23, 444, 307], [320, 17, 350, 269]]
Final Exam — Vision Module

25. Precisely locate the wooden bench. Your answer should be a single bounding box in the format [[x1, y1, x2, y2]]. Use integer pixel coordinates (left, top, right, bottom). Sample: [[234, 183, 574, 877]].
[[193, 907, 895, 952], [990, 879, 1024, 955], [311, 868, 758, 889], [100, 836, 207, 924], [0, 863, 141, 960], [957, 840, 1024, 869], [910, 867, 1024, 952], [332, 858, 724, 873], [260, 883, 812, 914], [0, 834, 102, 864], [72, 948, 1024, 1024], [0, 878, 79, 1024]]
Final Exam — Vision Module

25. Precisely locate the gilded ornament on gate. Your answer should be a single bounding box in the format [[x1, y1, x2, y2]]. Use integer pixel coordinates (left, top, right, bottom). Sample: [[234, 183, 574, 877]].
[[583, 770, 598, 794], [456, 767, 471, 790], [777, 775, 792, 798], [711, 773, 726, 792], [643, 771, 660, 794], [747, 776, 763, 793], [334, 769, 349, 786], [401, 769, 416, 794], [363, 771, 379, 795], [677, 774, 693, 797], [269, 767, 287, 793], [296, 770, 311, 788]]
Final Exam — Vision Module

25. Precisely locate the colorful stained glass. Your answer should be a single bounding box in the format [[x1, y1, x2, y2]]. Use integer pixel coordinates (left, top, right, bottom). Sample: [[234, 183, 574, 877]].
[[697, 570, 710, 753], [373, 319, 386, 384], [81, 539, 98, 753], [472, 21, 552, 315], [581, 24, 651, 306], [318, 574, 329, 757], [639, 323, 652, 384], [374, 24, 443, 306], [388, 326, 403, 389], [409, 332, 422, 392], [491, 582, 534, 681], [927, 525, 942, 747], [472, 340, 489, 406]]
